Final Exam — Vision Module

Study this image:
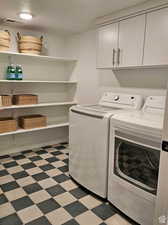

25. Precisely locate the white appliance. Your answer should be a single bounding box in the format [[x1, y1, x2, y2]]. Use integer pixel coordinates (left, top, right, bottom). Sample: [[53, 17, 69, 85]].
[[108, 96, 166, 225], [69, 92, 143, 198]]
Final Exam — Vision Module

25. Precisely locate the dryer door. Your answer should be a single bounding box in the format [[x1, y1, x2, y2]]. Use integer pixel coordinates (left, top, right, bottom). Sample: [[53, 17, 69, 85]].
[[69, 109, 109, 198], [114, 136, 160, 194]]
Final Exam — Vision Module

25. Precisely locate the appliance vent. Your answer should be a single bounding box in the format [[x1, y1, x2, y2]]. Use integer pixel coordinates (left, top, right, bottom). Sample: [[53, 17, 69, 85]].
[[0, 18, 24, 25]]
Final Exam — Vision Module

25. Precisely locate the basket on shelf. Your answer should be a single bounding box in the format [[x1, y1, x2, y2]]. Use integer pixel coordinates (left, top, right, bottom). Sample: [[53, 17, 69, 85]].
[[17, 32, 43, 55], [0, 95, 12, 106], [0, 117, 17, 133], [0, 30, 10, 52], [13, 94, 38, 105], [18, 114, 47, 129]]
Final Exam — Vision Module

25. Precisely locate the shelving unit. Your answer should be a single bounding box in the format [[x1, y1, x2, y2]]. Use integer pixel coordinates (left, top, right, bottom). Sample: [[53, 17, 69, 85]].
[[0, 51, 78, 155], [0, 51, 77, 62], [0, 122, 69, 137], [0, 80, 77, 84], [0, 101, 77, 110]]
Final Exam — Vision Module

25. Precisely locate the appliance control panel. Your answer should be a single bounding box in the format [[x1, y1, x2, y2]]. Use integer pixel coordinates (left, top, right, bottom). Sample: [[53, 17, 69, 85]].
[[99, 92, 143, 109], [143, 96, 166, 114]]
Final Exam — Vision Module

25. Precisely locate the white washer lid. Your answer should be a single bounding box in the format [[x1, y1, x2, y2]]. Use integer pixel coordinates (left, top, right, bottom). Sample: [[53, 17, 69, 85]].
[[70, 104, 124, 118]]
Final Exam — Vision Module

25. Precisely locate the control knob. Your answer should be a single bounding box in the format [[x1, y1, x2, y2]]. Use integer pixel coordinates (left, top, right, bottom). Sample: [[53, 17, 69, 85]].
[[114, 96, 119, 101]]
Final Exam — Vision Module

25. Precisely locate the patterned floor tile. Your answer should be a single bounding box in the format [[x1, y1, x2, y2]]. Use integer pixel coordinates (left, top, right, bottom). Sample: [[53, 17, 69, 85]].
[[29, 190, 51, 204], [1, 181, 19, 192], [70, 187, 89, 199], [53, 174, 70, 183], [79, 195, 102, 209], [64, 201, 88, 217], [0, 143, 135, 225], [25, 216, 52, 225], [17, 158, 31, 165], [11, 196, 34, 211], [0, 202, 15, 217], [54, 192, 76, 207], [7, 165, 23, 174], [0, 174, 14, 185], [17, 205, 43, 224], [105, 214, 132, 225], [23, 183, 43, 194], [46, 184, 66, 197], [38, 177, 57, 189], [60, 179, 78, 191], [37, 198, 60, 214], [26, 167, 43, 176], [46, 208, 72, 225], [62, 219, 80, 225], [45, 168, 62, 177], [75, 210, 103, 225], [16, 176, 36, 187], [0, 194, 8, 205], [92, 203, 116, 220], [0, 213, 23, 225], [12, 171, 29, 180], [32, 172, 49, 181], [5, 187, 26, 201]]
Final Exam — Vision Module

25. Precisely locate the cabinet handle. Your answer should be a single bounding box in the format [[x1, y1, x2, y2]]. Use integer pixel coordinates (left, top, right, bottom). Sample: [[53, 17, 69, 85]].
[[117, 48, 121, 66], [112, 49, 116, 66]]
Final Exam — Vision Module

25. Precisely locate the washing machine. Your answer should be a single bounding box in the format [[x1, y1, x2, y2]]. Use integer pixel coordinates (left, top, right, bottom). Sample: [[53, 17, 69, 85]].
[[69, 92, 143, 198], [108, 95, 166, 225]]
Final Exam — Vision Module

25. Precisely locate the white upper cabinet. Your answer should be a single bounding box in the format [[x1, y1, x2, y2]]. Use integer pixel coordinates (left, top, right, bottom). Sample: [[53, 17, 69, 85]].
[[144, 8, 168, 65], [118, 15, 146, 67], [97, 23, 118, 68]]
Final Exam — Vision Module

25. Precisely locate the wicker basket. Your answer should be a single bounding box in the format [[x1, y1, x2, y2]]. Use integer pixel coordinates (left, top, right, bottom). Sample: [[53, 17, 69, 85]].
[[13, 94, 38, 105], [17, 33, 43, 55], [18, 114, 47, 129], [0, 95, 12, 106], [0, 30, 10, 52], [0, 117, 17, 133]]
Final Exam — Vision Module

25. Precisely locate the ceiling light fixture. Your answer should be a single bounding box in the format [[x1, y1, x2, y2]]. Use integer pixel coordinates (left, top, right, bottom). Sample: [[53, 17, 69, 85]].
[[19, 12, 33, 20]]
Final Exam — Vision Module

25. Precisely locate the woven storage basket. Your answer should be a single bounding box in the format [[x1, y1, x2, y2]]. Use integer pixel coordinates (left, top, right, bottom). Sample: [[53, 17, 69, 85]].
[[0, 117, 17, 133], [0, 95, 12, 106], [0, 30, 10, 52], [19, 114, 47, 129], [17, 33, 43, 55], [13, 94, 38, 105]]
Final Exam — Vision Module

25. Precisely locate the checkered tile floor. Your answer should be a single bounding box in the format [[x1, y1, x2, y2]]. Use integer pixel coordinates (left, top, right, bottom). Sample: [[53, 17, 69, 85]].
[[0, 143, 137, 225]]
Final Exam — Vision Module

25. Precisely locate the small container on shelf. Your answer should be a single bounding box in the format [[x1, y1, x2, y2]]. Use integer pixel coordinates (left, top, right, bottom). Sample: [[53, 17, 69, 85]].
[[0, 95, 12, 106], [0, 117, 17, 133], [13, 94, 38, 105], [17, 33, 43, 55], [18, 114, 47, 129], [6, 64, 16, 80], [15, 65, 23, 80], [0, 30, 10, 52]]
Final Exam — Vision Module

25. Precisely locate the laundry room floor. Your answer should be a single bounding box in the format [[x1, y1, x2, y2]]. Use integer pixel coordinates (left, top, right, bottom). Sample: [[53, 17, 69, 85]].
[[0, 143, 137, 225]]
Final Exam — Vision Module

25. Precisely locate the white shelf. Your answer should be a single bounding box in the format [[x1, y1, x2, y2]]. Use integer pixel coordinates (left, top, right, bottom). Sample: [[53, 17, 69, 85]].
[[0, 80, 77, 84], [0, 122, 69, 137], [0, 51, 77, 62], [0, 101, 77, 110]]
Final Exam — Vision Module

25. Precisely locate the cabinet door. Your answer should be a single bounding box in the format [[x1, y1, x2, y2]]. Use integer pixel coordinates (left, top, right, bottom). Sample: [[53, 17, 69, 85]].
[[97, 23, 118, 68], [144, 8, 168, 65], [118, 15, 146, 67]]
